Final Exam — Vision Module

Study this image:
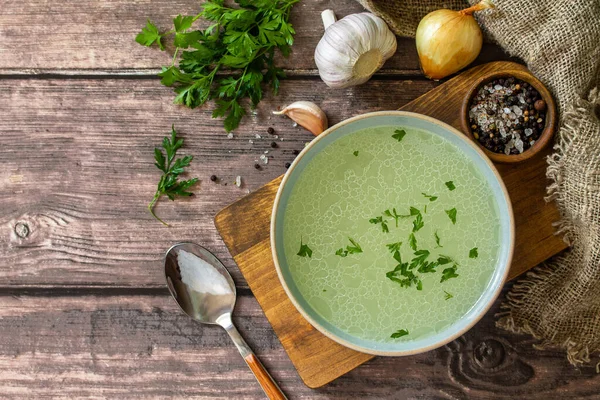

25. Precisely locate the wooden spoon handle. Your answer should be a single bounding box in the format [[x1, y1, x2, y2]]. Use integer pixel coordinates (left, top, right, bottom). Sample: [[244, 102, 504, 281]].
[[244, 353, 287, 400]]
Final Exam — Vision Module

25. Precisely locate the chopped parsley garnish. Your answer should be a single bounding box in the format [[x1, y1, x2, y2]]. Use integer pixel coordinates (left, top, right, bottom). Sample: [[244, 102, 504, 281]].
[[335, 237, 363, 257], [409, 250, 430, 270], [369, 216, 389, 233], [445, 181, 456, 191], [408, 233, 417, 251], [391, 329, 409, 338], [469, 247, 479, 258], [384, 208, 406, 227], [437, 255, 455, 265], [441, 265, 459, 282], [418, 261, 439, 273], [412, 212, 424, 232], [297, 238, 312, 258], [434, 231, 443, 248], [422, 193, 438, 201], [353, 150, 359, 156], [386, 242, 403, 253], [424, 204, 428, 214], [444, 291, 454, 300], [409, 206, 420, 216], [445, 208, 457, 224], [392, 129, 407, 142]]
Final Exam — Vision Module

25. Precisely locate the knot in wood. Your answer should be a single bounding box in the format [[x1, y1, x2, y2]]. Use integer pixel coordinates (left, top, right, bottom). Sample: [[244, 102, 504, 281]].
[[474, 339, 505, 369], [14, 222, 30, 239]]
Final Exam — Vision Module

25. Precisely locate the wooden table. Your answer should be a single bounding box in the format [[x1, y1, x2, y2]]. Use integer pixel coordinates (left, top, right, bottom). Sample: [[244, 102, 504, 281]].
[[0, 0, 597, 398]]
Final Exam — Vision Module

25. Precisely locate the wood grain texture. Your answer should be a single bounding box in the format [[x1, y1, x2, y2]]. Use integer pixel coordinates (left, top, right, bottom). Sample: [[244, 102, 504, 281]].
[[0, 77, 437, 287], [0, 288, 598, 399], [1, 0, 595, 396], [0, 0, 511, 73], [214, 62, 568, 387]]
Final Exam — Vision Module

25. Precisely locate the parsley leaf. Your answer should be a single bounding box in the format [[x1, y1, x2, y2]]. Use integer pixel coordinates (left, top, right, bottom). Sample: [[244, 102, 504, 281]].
[[437, 255, 455, 265], [445, 181, 456, 191], [386, 242, 403, 253], [353, 150, 359, 156], [409, 249, 430, 270], [422, 193, 438, 201], [434, 231, 443, 248], [445, 208, 457, 224], [136, 0, 299, 131], [136, 20, 166, 50], [469, 247, 479, 258], [408, 233, 417, 251], [412, 212, 424, 232], [336, 237, 363, 257], [444, 291, 454, 300], [369, 216, 389, 233], [391, 329, 409, 338], [297, 238, 312, 258], [418, 261, 439, 273], [409, 206, 420, 216], [392, 129, 407, 142], [441, 265, 459, 282], [148, 125, 199, 225]]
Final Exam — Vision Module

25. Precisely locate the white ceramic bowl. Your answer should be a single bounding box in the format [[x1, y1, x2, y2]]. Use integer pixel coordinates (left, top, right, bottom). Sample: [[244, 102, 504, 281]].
[[271, 111, 514, 356]]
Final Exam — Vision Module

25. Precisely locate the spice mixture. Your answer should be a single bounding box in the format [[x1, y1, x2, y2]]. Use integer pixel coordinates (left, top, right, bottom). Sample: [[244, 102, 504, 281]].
[[468, 76, 547, 155]]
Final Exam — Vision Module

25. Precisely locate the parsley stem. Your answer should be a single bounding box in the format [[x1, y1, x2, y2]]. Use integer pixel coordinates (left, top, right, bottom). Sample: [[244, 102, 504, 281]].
[[171, 48, 180, 67], [148, 191, 168, 226]]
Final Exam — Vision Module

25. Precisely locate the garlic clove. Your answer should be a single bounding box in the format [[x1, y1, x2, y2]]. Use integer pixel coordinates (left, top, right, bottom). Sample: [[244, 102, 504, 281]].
[[314, 11, 397, 89], [273, 101, 328, 136]]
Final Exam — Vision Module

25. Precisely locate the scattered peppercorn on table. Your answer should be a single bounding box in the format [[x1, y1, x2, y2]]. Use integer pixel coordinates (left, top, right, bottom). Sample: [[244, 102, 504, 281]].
[[0, 0, 597, 398]]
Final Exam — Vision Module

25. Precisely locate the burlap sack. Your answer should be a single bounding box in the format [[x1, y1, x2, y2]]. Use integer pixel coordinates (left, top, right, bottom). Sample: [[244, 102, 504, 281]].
[[358, 0, 600, 366]]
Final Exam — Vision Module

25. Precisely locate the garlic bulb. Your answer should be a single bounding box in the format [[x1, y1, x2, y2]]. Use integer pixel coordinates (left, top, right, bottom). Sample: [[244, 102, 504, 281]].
[[416, 0, 494, 80], [314, 10, 397, 89], [273, 101, 328, 136]]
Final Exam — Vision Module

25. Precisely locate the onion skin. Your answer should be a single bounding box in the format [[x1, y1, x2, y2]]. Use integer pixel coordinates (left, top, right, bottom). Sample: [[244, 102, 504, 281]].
[[415, 9, 484, 80]]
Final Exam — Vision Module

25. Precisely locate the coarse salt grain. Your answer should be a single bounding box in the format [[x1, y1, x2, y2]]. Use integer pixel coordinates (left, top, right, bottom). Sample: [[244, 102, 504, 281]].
[[512, 105, 523, 116], [255, 133, 261, 139], [503, 107, 511, 114], [249, 139, 254, 144], [525, 128, 533, 137], [235, 176, 242, 188], [515, 138, 524, 153], [494, 84, 503, 90], [227, 133, 234, 139], [260, 154, 269, 164]]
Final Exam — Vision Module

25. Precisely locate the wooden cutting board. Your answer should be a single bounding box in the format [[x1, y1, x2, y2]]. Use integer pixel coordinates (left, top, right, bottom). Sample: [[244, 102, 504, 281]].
[[215, 61, 567, 388]]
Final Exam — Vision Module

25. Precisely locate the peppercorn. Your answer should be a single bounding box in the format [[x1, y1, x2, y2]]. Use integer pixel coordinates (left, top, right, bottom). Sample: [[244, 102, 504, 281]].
[[486, 108, 496, 116], [254, 163, 261, 170], [270, 141, 278, 148], [292, 149, 300, 155], [284, 162, 291, 169], [515, 84, 521, 90], [210, 175, 217, 182], [523, 110, 529, 116], [267, 127, 275, 135], [524, 116, 529, 122], [473, 132, 479, 140], [471, 124, 477, 130], [534, 99, 546, 111]]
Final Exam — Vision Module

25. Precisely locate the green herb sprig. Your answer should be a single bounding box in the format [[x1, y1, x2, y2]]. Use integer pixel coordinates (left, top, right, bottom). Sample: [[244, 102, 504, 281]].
[[336, 238, 363, 257], [136, 0, 299, 132], [391, 329, 409, 338], [369, 216, 389, 233], [297, 238, 312, 258], [149, 126, 199, 225]]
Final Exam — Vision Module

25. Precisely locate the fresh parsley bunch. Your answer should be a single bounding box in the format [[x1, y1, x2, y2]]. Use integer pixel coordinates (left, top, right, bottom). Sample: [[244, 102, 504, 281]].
[[136, 0, 299, 131], [149, 126, 199, 225]]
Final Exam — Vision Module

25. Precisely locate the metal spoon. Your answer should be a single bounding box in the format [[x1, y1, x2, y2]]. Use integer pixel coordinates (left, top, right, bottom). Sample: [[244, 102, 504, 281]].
[[164, 242, 286, 400]]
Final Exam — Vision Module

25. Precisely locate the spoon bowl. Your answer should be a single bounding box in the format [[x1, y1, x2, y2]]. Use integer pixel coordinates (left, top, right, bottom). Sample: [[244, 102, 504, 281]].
[[164, 243, 286, 400]]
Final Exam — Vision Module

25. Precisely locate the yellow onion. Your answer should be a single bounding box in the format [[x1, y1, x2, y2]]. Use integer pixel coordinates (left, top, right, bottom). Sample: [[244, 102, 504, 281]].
[[416, 0, 494, 80]]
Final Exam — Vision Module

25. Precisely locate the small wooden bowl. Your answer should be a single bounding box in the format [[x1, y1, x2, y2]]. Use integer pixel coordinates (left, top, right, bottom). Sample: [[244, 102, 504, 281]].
[[460, 69, 557, 163]]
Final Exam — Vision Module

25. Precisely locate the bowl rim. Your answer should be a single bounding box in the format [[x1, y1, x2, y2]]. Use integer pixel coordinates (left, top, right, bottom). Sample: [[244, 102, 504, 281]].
[[270, 110, 515, 356], [459, 69, 557, 163]]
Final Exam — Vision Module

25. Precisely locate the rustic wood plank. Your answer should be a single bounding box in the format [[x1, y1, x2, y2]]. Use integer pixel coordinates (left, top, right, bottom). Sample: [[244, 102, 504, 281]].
[[0, 77, 438, 287], [0, 288, 597, 398], [0, 0, 511, 73]]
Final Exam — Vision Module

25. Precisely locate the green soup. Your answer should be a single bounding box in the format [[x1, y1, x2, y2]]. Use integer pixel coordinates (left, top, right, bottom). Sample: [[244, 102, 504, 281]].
[[282, 126, 501, 343]]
